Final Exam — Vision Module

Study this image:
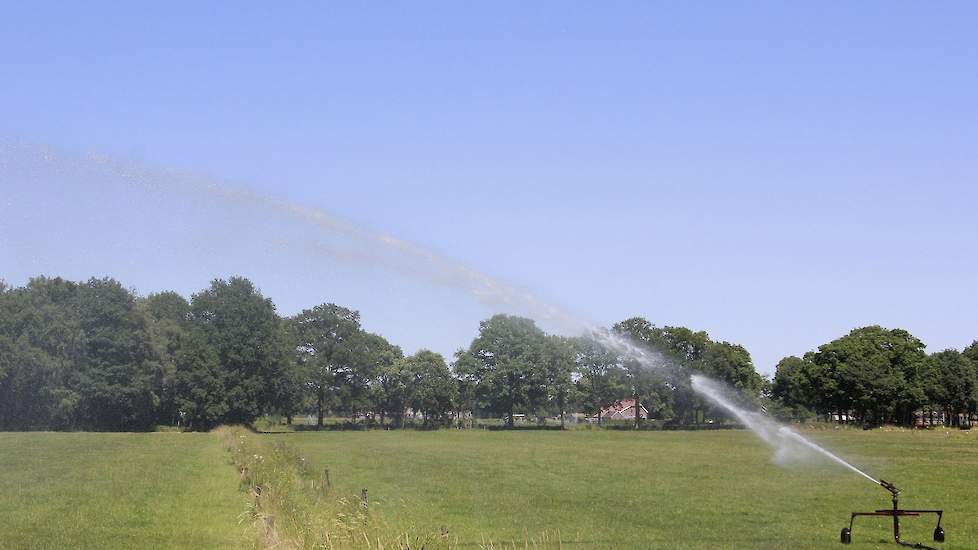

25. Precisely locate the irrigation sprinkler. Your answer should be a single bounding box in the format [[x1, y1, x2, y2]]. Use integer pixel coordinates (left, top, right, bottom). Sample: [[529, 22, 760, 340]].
[[840, 479, 944, 548]]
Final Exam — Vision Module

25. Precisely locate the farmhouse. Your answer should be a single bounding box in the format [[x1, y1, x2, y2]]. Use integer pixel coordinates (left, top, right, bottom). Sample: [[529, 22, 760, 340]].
[[588, 399, 650, 422]]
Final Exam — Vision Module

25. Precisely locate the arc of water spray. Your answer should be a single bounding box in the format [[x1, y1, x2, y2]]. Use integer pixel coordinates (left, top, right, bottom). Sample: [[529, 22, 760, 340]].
[[3, 141, 878, 485], [690, 375, 879, 484]]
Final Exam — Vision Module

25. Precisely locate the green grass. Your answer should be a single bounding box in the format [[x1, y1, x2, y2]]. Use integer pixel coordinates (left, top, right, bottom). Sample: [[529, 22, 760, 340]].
[[1, 428, 974, 549], [0, 432, 247, 550], [272, 428, 978, 549]]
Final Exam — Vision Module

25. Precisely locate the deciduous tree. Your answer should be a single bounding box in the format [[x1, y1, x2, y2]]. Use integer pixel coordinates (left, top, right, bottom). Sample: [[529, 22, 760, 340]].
[[288, 303, 361, 427], [463, 314, 547, 427], [188, 277, 286, 425], [407, 350, 457, 427]]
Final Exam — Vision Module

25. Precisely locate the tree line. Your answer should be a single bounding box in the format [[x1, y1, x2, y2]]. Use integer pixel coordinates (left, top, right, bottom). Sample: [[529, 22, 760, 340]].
[[1, 275, 974, 431], [771, 326, 978, 426]]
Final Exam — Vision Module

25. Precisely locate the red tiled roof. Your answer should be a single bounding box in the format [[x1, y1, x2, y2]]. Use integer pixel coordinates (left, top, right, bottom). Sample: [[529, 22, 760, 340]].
[[592, 398, 650, 419]]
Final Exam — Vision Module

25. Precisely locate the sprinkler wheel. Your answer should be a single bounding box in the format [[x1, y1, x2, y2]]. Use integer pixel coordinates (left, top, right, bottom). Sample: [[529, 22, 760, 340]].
[[840, 527, 852, 544]]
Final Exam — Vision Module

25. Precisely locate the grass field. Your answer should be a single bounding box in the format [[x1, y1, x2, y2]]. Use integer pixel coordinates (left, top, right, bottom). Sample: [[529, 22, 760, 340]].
[[1, 428, 975, 549], [271, 428, 978, 549], [0, 432, 246, 549]]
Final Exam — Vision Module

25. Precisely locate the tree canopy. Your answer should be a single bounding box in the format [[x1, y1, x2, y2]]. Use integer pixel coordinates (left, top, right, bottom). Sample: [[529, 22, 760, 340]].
[[772, 327, 976, 426]]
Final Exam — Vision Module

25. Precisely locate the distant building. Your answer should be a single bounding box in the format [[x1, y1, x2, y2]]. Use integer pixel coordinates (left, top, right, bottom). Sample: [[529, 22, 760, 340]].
[[830, 412, 854, 423], [914, 410, 976, 428], [588, 399, 650, 422]]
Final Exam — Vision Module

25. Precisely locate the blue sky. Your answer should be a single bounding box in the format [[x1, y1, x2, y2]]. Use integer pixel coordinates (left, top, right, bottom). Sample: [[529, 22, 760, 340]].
[[2, 2, 976, 373]]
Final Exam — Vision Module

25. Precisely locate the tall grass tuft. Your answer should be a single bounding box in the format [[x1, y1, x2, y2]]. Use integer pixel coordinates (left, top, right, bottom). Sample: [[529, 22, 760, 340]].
[[215, 426, 460, 549]]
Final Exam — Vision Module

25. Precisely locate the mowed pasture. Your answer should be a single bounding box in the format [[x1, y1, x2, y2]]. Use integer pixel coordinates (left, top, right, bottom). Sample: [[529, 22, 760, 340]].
[[272, 428, 978, 550], [0, 432, 246, 549], [0, 429, 975, 549]]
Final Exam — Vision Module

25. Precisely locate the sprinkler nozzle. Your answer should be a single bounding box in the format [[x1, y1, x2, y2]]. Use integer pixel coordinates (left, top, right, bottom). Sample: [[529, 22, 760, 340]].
[[880, 479, 901, 496]]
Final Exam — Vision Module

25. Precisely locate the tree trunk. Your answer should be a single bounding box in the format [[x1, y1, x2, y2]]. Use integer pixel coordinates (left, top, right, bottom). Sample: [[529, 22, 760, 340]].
[[507, 373, 515, 428], [317, 387, 325, 428], [559, 394, 566, 430], [286, 414, 293, 426]]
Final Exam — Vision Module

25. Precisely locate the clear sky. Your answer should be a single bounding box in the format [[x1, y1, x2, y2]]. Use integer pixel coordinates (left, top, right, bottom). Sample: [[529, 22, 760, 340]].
[[2, 2, 976, 374]]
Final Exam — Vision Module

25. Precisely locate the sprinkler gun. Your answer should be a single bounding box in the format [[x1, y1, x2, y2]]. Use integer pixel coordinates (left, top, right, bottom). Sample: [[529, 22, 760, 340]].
[[840, 479, 944, 548], [880, 479, 901, 497]]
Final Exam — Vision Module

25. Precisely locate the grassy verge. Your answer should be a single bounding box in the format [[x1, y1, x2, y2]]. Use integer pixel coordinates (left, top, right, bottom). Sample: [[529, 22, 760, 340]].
[[217, 426, 460, 549]]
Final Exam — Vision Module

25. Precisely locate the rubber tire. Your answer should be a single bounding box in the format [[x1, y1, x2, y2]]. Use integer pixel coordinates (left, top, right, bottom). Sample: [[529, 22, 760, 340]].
[[934, 526, 945, 542], [841, 527, 852, 544]]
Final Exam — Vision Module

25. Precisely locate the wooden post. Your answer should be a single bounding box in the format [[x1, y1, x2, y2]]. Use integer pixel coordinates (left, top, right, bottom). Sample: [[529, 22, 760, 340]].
[[324, 468, 331, 491], [361, 488, 368, 508]]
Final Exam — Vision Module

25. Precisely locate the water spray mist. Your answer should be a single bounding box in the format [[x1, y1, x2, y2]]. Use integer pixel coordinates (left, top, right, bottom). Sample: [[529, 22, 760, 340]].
[[2, 141, 885, 486]]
